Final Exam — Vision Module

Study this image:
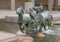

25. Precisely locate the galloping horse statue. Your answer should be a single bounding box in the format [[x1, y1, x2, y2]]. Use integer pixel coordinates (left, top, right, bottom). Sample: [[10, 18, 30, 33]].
[[16, 6, 53, 35], [16, 6, 44, 34], [16, 7, 31, 33], [28, 6, 53, 32]]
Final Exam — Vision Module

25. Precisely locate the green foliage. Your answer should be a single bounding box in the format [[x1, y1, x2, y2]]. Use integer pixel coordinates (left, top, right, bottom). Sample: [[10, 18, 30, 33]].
[[58, 6, 60, 10], [25, 0, 31, 2]]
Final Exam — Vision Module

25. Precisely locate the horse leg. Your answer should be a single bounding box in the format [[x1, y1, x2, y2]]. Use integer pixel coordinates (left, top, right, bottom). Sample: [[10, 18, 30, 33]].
[[16, 23, 26, 35], [44, 25, 47, 31], [18, 23, 24, 33], [25, 23, 28, 28], [39, 24, 43, 32]]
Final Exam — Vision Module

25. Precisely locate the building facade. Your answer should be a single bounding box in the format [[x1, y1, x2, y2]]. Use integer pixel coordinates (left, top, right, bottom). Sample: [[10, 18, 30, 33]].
[[40, 0, 58, 10], [0, 0, 59, 11], [34, 0, 58, 10], [0, 0, 25, 11]]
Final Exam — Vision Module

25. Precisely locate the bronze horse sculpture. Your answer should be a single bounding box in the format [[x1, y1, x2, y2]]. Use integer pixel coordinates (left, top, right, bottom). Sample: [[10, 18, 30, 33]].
[[29, 6, 53, 32], [16, 6, 53, 35]]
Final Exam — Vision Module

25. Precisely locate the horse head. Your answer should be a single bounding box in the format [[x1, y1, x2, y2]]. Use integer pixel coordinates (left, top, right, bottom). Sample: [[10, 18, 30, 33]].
[[16, 7, 24, 15], [29, 8, 37, 19]]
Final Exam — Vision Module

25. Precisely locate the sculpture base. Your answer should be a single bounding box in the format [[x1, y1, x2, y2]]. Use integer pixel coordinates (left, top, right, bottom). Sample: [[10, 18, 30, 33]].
[[34, 33, 45, 38]]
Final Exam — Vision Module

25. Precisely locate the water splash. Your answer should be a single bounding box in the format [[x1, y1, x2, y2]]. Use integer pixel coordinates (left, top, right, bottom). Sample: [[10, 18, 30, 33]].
[[43, 29, 60, 35], [16, 30, 26, 35]]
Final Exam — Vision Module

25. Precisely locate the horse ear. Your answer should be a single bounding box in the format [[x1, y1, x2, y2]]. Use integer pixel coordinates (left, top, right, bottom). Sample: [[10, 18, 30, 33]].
[[32, 7, 36, 11]]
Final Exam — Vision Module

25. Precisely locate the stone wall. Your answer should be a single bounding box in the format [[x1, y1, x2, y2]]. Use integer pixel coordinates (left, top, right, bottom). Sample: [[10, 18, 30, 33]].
[[0, 0, 11, 10]]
